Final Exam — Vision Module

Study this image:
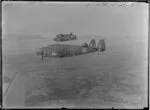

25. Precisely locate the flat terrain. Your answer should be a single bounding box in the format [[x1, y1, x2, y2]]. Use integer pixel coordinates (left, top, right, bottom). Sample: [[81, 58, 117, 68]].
[[3, 36, 148, 108]]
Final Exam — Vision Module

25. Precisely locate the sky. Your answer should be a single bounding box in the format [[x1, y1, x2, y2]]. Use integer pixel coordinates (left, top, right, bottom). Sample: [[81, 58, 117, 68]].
[[2, 2, 148, 37], [2, 2, 149, 55]]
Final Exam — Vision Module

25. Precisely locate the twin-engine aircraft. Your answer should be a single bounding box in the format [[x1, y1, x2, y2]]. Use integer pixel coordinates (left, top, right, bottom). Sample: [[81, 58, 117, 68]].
[[53, 33, 77, 42], [36, 39, 105, 60]]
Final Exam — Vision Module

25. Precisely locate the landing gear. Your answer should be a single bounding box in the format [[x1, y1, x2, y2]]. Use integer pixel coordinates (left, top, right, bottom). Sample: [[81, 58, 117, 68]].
[[41, 48, 44, 62], [41, 55, 44, 63]]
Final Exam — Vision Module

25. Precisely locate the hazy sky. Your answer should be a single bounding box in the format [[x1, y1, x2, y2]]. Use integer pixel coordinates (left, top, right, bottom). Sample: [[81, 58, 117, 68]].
[[2, 2, 148, 38], [2, 2, 148, 56]]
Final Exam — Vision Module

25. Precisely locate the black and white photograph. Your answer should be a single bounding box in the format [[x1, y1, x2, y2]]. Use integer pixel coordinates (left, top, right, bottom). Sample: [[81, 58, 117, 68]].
[[2, 2, 148, 108]]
